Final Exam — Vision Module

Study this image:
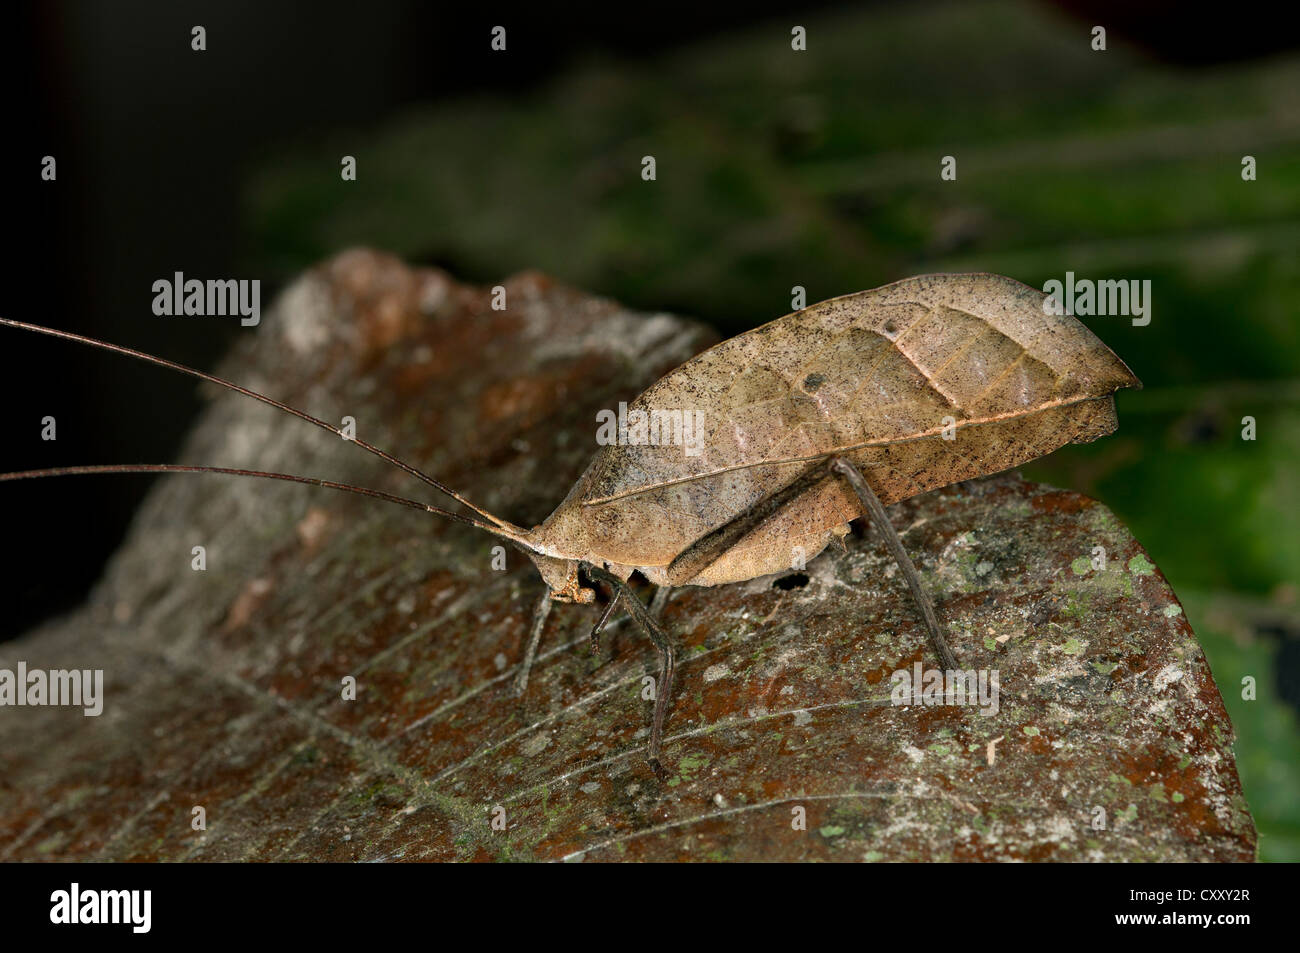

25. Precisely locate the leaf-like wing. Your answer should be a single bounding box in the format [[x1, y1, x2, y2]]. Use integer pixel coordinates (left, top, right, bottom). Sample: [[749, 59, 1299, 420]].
[[536, 274, 1140, 579]]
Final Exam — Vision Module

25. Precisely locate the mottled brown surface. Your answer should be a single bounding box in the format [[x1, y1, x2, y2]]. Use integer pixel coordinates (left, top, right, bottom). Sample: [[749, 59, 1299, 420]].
[[538, 274, 1141, 588], [0, 251, 1255, 861]]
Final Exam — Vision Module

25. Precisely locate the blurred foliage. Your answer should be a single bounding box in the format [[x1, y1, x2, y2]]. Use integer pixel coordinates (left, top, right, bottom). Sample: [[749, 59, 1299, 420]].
[[245, 0, 1300, 859]]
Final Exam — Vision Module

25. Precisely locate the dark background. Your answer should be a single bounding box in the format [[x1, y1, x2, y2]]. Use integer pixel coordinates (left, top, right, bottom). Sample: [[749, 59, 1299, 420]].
[[2, 0, 858, 639], [1, 1, 1297, 857]]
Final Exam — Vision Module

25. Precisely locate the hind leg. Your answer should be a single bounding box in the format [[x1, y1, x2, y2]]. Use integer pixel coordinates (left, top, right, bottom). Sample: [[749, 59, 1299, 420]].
[[831, 457, 959, 670], [663, 455, 959, 671]]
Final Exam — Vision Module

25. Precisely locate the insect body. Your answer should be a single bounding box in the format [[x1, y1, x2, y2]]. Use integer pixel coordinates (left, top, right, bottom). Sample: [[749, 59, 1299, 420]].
[[1, 273, 1140, 776]]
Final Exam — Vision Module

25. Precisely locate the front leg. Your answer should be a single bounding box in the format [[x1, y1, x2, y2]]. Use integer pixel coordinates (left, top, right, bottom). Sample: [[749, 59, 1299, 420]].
[[512, 587, 554, 696]]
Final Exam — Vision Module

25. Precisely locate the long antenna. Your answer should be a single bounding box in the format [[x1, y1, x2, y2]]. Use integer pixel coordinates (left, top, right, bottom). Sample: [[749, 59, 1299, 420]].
[[0, 316, 525, 534], [0, 464, 524, 539]]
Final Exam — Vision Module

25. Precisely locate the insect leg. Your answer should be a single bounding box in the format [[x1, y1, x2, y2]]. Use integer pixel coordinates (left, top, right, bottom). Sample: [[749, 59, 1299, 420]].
[[830, 458, 960, 671], [588, 593, 621, 653], [586, 566, 675, 778], [648, 586, 670, 621], [512, 588, 554, 696], [663, 459, 831, 586]]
